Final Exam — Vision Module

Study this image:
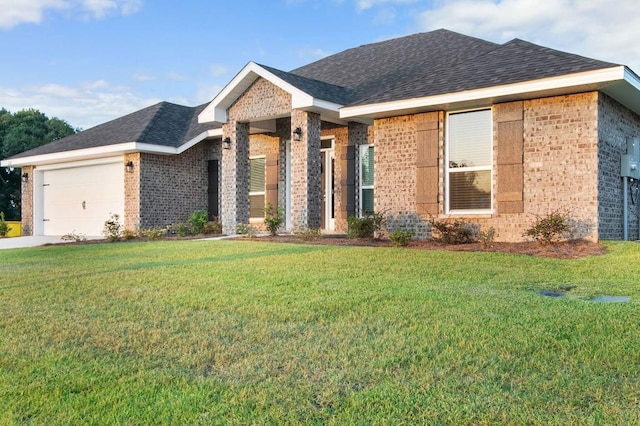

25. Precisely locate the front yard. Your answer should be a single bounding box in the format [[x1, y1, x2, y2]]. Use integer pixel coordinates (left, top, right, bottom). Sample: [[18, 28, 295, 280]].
[[0, 240, 638, 424]]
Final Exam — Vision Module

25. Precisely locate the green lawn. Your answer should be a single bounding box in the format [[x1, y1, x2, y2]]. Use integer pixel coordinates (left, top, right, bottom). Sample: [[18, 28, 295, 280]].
[[1, 240, 639, 424]]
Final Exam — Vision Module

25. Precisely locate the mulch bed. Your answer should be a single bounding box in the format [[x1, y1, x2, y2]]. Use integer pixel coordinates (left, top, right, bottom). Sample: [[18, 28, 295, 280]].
[[243, 235, 607, 259]]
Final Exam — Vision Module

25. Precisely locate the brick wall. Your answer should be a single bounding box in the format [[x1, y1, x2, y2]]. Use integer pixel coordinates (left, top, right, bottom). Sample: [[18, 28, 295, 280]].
[[372, 92, 602, 242], [598, 92, 640, 240], [124, 153, 140, 230], [138, 144, 208, 229], [20, 165, 34, 236]]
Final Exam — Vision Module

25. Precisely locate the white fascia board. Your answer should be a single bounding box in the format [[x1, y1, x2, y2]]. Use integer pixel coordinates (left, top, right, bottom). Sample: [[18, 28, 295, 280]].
[[1, 143, 139, 168], [340, 66, 627, 119], [175, 129, 223, 154], [198, 61, 342, 124], [624, 66, 640, 91], [1, 129, 225, 168]]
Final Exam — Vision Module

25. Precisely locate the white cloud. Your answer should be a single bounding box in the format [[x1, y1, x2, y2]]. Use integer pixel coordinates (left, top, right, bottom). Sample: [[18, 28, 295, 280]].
[[0, 0, 142, 29], [0, 0, 67, 29], [0, 81, 160, 130], [416, 0, 640, 74]]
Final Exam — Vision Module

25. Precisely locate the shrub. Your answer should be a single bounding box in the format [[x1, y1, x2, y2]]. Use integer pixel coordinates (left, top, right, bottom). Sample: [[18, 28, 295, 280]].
[[188, 210, 209, 235], [524, 210, 571, 245], [479, 227, 496, 247], [429, 218, 478, 244], [389, 229, 414, 247], [139, 227, 167, 240], [264, 203, 284, 236], [121, 229, 138, 241], [347, 212, 386, 239], [236, 223, 257, 237], [102, 213, 123, 242], [169, 223, 192, 237], [295, 228, 322, 241], [0, 212, 11, 237], [61, 231, 87, 242], [204, 220, 222, 235]]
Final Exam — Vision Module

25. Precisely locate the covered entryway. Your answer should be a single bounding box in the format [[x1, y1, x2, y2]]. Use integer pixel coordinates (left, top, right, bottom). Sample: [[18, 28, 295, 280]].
[[35, 159, 124, 236]]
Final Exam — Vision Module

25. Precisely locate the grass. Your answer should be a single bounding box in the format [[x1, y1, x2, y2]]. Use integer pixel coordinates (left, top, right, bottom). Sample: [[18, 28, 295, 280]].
[[0, 240, 639, 424]]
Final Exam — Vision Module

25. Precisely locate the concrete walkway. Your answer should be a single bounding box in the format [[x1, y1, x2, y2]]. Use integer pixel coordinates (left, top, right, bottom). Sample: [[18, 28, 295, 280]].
[[0, 235, 103, 250]]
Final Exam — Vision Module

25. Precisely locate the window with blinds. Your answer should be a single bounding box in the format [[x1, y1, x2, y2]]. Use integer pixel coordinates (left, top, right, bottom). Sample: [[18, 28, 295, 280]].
[[360, 144, 374, 215], [249, 157, 265, 218], [446, 109, 492, 213]]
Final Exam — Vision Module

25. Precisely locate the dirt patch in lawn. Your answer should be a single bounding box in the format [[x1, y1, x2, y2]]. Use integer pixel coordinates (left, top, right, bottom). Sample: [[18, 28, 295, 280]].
[[244, 235, 606, 259]]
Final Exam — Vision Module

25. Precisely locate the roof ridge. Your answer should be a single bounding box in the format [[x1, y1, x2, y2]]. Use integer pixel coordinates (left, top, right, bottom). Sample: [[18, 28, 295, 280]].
[[136, 101, 168, 143]]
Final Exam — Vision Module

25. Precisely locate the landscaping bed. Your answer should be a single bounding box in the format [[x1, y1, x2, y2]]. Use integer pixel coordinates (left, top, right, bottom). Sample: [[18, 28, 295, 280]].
[[244, 234, 607, 259]]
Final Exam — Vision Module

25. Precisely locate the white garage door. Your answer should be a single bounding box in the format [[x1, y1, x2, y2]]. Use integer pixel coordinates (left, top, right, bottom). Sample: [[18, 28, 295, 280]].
[[41, 161, 124, 236]]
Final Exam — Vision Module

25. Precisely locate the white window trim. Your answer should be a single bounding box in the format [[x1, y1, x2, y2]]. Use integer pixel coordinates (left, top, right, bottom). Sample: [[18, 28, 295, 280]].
[[359, 144, 374, 217], [445, 108, 493, 215], [249, 155, 266, 220]]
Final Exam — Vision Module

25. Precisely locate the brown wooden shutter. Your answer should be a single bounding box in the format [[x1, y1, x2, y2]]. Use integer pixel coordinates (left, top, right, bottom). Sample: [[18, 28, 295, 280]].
[[495, 101, 524, 214], [340, 145, 357, 220], [416, 112, 440, 215], [265, 153, 278, 209]]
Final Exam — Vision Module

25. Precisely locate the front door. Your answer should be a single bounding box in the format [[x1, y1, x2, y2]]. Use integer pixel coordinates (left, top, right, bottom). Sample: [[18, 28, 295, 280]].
[[320, 139, 335, 231]]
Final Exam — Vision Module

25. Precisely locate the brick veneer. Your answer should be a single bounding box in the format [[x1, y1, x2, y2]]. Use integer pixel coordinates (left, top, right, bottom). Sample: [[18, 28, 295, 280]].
[[137, 144, 209, 229], [291, 109, 322, 229], [372, 92, 606, 242], [20, 165, 34, 235], [598, 92, 640, 240]]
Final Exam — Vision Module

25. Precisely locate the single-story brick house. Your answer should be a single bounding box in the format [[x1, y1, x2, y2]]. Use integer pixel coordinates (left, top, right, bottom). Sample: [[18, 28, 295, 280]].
[[4, 29, 640, 241]]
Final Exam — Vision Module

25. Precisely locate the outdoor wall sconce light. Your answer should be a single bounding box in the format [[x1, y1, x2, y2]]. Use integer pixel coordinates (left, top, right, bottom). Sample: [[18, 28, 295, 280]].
[[293, 127, 302, 142], [223, 137, 232, 150], [21, 173, 29, 183], [125, 161, 134, 173]]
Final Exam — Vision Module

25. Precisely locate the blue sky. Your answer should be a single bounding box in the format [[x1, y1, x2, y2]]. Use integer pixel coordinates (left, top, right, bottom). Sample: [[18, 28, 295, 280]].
[[1, 0, 639, 130]]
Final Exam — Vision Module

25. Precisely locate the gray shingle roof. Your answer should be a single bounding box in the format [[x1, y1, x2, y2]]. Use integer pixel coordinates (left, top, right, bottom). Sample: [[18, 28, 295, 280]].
[[289, 29, 618, 106], [10, 29, 621, 160], [9, 102, 217, 159], [259, 63, 352, 105]]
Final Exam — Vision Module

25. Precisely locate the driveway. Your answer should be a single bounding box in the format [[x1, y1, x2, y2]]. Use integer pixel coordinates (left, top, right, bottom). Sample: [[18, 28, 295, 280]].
[[0, 235, 103, 250]]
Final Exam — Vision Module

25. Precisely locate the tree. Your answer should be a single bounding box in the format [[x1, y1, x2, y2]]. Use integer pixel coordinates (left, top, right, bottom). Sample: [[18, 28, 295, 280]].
[[0, 108, 76, 220]]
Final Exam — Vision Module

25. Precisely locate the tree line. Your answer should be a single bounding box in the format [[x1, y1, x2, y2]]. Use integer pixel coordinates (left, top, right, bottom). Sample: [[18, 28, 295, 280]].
[[0, 109, 77, 219]]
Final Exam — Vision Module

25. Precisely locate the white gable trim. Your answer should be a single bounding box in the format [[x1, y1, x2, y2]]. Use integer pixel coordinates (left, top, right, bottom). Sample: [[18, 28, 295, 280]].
[[198, 62, 341, 124], [340, 66, 634, 119], [0, 128, 223, 168]]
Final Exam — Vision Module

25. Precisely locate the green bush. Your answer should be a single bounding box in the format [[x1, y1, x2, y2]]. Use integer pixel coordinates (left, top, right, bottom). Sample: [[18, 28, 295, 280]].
[[102, 213, 123, 242], [429, 218, 478, 244], [347, 212, 386, 239], [188, 210, 209, 235], [294, 228, 322, 241], [0, 212, 11, 237], [169, 223, 192, 237], [389, 229, 414, 247], [264, 203, 284, 236], [524, 210, 571, 245], [204, 220, 222, 235]]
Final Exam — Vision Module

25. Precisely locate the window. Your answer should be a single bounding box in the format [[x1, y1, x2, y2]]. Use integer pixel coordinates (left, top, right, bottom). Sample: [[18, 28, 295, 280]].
[[249, 156, 265, 218], [360, 144, 374, 215], [446, 109, 492, 213]]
